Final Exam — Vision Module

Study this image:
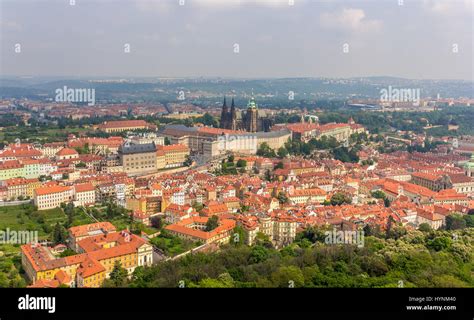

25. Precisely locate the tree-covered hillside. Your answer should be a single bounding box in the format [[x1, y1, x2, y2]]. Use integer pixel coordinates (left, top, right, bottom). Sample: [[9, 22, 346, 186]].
[[124, 228, 474, 288]]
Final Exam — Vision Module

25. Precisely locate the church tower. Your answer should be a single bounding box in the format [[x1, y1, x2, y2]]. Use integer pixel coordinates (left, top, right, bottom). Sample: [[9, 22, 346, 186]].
[[220, 97, 229, 129], [230, 98, 238, 130], [246, 97, 259, 132]]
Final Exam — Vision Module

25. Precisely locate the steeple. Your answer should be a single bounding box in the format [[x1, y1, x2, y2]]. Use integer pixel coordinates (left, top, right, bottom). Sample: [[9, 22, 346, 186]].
[[231, 97, 236, 114], [220, 96, 229, 129], [230, 98, 237, 130]]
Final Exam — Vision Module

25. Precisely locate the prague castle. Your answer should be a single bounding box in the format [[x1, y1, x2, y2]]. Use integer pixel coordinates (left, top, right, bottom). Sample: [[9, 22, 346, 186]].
[[220, 97, 272, 132]]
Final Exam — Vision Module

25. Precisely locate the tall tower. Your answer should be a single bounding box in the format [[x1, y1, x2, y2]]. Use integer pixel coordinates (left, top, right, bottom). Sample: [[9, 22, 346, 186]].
[[246, 97, 258, 132], [220, 97, 229, 129], [230, 97, 238, 130]]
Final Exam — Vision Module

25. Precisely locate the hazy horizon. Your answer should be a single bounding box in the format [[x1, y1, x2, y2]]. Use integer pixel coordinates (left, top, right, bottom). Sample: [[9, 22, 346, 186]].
[[1, 0, 473, 80]]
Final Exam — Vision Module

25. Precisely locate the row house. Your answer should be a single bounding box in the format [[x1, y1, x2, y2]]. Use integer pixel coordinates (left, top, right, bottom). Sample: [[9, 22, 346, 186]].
[[34, 185, 74, 210]]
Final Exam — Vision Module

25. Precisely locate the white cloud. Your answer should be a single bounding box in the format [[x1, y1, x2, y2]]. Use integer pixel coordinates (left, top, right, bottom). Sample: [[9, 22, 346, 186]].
[[320, 8, 382, 33], [422, 0, 473, 17], [134, 0, 172, 12], [192, 0, 297, 6], [0, 20, 22, 31], [135, 0, 300, 11]]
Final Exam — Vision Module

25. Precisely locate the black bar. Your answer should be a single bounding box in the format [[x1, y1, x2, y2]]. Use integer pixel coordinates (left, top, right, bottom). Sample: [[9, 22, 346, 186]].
[[0, 288, 471, 318]]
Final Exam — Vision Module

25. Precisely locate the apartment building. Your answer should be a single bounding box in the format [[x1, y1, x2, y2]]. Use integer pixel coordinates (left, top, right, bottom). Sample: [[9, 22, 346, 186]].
[[2, 177, 40, 200], [97, 120, 152, 133], [73, 183, 96, 206], [287, 187, 327, 204], [156, 144, 190, 169], [33, 185, 74, 210], [236, 214, 298, 247], [119, 142, 157, 175]]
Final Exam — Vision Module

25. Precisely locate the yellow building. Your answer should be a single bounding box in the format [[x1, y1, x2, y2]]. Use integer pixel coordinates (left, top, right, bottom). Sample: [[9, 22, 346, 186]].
[[156, 144, 190, 169], [287, 188, 327, 204], [0, 160, 25, 180], [21, 223, 153, 288]]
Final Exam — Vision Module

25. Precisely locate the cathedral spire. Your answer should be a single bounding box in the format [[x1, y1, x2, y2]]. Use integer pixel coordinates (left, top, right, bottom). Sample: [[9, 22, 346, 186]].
[[220, 96, 229, 129], [230, 97, 237, 130]]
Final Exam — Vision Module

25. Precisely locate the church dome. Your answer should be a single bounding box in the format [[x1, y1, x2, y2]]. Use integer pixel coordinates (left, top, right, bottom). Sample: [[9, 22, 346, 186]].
[[464, 154, 474, 170], [247, 97, 258, 109]]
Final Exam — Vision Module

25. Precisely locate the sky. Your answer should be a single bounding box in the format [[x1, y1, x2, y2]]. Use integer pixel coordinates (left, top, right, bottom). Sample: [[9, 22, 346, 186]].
[[0, 0, 473, 80]]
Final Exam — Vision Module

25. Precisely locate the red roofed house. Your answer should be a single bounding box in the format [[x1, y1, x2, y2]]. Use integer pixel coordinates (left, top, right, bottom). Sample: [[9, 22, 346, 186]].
[[164, 203, 196, 224], [56, 148, 79, 161], [74, 183, 96, 206], [68, 221, 117, 251], [165, 216, 236, 245], [287, 187, 327, 204], [34, 185, 73, 210]]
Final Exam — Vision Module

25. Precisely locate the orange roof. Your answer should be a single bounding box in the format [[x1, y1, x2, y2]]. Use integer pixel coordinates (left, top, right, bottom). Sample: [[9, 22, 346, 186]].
[[77, 257, 105, 278], [34, 185, 71, 196], [319, 123, 350, 132], [21, 229, 146, 276], [411, 171, 440, 182], [201, 203, 229, 216], [74, 183, 95, 193], [54, 269, 71, 284], [5, 177, 30, 186], [99, 120, 149, 129], [285, 123, 319, 133], [291, 188, 327, 196], [165, 216, 235, 240], [28, 279, 60, 288], [0, 148, 42, 158], [0, 160, 23, 170], [433, 189, 467, 201], [197, 127, 241, 135], [56, 148, 78, 156], [68, 222, 116, 238], [157, 144, 189, 152]]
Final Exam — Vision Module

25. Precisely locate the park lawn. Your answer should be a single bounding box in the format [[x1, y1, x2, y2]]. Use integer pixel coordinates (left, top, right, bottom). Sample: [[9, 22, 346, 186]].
[[0, 205, 47, 235], [109, 218, 159, 235], [40, 208, 67, 224], [150, 233, 199, 257], [0, 205, 67, 238], [142, 226, 160, 236], [70, 209, 95, 226], [110, 217, 130, 231], [0, 206, 21, 226], [1, 125, 92, 144]]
